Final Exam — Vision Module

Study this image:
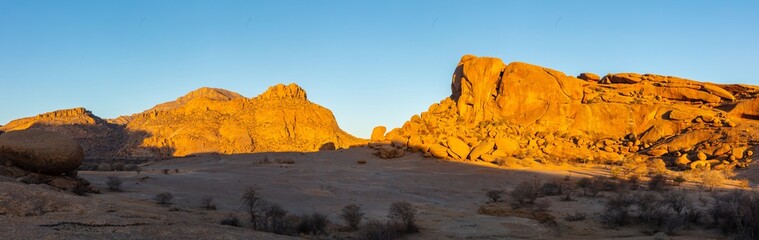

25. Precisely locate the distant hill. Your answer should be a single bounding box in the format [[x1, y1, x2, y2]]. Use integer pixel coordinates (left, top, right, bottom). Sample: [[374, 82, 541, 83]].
[[0, 84, 365, 159]]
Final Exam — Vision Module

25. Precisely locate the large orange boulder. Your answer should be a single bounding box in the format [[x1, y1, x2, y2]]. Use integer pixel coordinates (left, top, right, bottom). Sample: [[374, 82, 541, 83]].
[[446, 137, 471, 160], [371, 126, 387, 142], [0, 129, 84, 174], [451, 55, 506, 124]]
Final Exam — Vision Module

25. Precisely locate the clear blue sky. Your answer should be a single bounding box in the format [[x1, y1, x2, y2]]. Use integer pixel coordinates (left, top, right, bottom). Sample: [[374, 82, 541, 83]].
[[1, 1, 758, 138]]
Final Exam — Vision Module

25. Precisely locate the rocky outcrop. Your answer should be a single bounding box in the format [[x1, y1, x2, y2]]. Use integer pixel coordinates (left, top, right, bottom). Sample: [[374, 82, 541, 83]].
[[390, 55, 759, 171], [1, 84, 365, 159], [0, 108, 126, 159], [0, 129, 84, 174], [118, 83, 364, 157]]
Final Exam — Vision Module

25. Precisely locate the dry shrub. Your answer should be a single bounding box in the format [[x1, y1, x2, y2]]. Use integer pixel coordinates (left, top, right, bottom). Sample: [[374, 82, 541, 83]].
[[565, 212, 587, 221], [709, 190, 759, 239], [698, 170, 726, 191], [359, 220, 399, 240], [297, 212, 329, 235], [486, 190, 504, 203], [221, 214, 241, 227], [648, 174, 669, 192], [200, 195, 216, 210], [341, 204, 364, 231], [262, 204, 289, 234], [106, 176, 123, 192], [510, 179, 541, 206], [388, 201, 418, 233], [153, 192, 173, 205]]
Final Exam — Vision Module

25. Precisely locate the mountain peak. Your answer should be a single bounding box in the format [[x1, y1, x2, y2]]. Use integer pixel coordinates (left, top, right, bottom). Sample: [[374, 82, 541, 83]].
[[257, 83, 307, 101], [180, 87, 244, 102]]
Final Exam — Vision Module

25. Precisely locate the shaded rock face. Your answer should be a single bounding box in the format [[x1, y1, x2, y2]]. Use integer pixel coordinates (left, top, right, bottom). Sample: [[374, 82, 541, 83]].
[[0, 108, 126, 159], [391, 55, 759, 169], [1, 84, 365, 159], [0, 129, 84, 174]]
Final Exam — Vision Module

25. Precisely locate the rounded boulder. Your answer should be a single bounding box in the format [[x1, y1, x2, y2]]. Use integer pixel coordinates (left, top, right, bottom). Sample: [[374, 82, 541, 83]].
[[0, 129, 84, 174]]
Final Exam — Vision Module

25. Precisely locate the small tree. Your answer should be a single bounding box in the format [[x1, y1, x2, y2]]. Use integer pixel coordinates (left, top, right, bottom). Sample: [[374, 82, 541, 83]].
[[263, 204, 288, 234], [154, 192, 173, 205], [106, 176, 123, 192], [662, 190, 689, 214], [486, 190, 504, 203], [241, 186, 263, 228], [341, 204, 364, 231], [388, 201, 418, 233], [200, 195, 216, 210]]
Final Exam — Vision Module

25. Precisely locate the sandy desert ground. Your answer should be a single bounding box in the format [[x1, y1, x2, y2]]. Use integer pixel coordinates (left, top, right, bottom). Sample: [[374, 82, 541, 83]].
[[3, 146, 752, 239]]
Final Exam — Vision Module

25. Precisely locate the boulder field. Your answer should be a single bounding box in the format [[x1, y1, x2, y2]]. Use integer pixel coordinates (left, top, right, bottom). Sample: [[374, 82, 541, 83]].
[[383, 55, 759, 170]]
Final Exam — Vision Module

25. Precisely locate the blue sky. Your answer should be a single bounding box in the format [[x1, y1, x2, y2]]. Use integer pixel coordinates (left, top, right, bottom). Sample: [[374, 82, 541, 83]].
[[1, 1, 758, 138]]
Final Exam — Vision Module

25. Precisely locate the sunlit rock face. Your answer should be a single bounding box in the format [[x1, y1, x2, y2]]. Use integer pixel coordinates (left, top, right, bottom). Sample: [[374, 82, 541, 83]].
[[1, 84, 365, 159], [390, 55, 759, 169]]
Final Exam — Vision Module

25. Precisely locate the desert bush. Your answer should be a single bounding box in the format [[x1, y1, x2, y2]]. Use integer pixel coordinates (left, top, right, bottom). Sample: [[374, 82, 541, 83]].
[[649, 158, 668, 175], [738, 179, 750, 189], [511, 179, 541, 206], [709, 190, 759, 239], [627, 175, 641, 190], [241, 186, 263, 228], [106, 176, 123, 192], [297, 212, 329, 235], [388, 201, 418, 233], [341, 204, 364, 231], [601, 207, 628, 228], [698, 170, 725, 191], [648, 174, 669, 192], [359, 220, 398, 240], [541, 182, 563, 196], [153, 192, 173, 205], [564, 212, 587, 221], [262, 204, 289, 234], [576, 177, 593, 196], [663, 213, 685, 235], [486, 190, 504, 203], [200, 195, 216, 210], [221, 214, 241, 227]]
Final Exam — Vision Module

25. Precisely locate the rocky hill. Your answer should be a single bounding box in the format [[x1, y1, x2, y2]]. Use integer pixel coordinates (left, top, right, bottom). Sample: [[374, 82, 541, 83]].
[[0, 108, 126, 159], [1, 84, 364, 159], [386, 55, 759, 171]]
